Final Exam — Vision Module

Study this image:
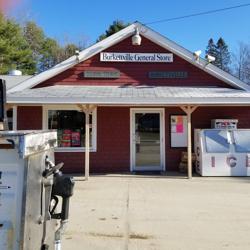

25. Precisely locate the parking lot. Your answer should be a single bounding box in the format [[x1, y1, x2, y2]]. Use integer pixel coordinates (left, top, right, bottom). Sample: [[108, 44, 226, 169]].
[[62, 174, 250, 250]]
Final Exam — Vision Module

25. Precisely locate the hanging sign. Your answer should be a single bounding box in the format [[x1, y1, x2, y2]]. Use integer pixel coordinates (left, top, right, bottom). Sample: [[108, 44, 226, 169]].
[[83, 70, 120, 78], [100, 52, 173, 63], [149, 71, 188, 79]]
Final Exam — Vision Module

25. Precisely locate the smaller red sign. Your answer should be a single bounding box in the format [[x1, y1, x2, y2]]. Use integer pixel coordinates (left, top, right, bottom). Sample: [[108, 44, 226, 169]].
[[71, 132, 81, 147]]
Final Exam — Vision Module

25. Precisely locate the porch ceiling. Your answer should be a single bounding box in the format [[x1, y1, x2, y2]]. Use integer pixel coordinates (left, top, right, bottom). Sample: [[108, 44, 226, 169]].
[[6, 85, 250, 105]]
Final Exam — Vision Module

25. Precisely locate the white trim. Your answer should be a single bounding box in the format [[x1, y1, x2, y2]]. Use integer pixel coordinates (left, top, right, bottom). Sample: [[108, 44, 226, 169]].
[[9, 96, 250, 105], [12, 106, 17, 130], [42, 105, 97, 152], [141, 26, 250, 91], [130, 108, 165, 172], [54, 147, 96, 153], [7, 22, 250, 93], [8, 103, 250, 107], [8, 24, 137, 93]]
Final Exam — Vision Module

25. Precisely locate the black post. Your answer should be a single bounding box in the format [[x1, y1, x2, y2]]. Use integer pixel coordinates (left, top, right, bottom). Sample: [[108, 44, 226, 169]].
[[0, 79, 8, 130]]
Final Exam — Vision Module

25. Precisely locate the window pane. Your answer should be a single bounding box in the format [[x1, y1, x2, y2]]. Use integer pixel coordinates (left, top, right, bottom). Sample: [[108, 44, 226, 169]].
[[233, 131, 250, 152], [204, 130, 230, 153], [48, 110, 92, 148], [7, 109, 13, 130]]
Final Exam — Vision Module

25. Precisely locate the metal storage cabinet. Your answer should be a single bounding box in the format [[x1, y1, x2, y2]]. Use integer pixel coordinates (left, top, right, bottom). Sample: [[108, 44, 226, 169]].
[[0, 130, 57, 250]]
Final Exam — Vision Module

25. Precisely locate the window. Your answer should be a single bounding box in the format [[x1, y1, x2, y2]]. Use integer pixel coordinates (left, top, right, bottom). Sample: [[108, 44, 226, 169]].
[[44, 106, 96, 151], [7, 108, 13, 130], [233, 130, 250, 152], [204, 130, 230, 153]]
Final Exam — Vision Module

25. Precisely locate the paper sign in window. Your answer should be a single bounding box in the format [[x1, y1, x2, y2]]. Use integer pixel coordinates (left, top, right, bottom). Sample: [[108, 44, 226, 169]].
[[176, 124, 183, 133], [170, 115, 187, 147]]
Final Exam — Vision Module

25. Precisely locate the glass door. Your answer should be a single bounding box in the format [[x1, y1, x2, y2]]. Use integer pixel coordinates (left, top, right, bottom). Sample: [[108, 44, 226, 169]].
[[131, 110, 164, 171]]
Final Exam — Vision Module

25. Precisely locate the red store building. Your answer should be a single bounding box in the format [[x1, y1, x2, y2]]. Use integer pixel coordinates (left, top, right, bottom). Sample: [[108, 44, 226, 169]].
[[6, 22, 250, 178]]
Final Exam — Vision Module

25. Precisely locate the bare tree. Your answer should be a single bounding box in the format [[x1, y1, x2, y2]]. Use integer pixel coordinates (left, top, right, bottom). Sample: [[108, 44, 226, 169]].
[[232, 42, 250, 84]]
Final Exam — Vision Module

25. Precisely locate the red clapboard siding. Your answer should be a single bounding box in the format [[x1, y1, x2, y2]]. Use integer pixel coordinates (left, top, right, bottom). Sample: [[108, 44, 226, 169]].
[[16, 106, 250, 173], [55, 106, 250, 173], [36, 36, 231, 88], [17, 106, 43, 130], [55, 107, 130, 174]]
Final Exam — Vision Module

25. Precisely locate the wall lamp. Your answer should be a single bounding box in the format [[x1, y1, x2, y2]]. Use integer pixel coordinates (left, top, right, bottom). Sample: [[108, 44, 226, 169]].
[[205, 54, 216, 63], [193, 50, 202, 61], [132, 27, 142, 46]]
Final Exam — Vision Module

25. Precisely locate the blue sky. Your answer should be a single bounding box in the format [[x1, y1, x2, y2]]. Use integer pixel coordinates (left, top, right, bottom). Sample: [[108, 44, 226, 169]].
[[10, 0, 250, 55]]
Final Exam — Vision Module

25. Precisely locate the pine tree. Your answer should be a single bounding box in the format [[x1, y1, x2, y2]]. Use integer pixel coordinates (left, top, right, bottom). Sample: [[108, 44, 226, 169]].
[[205, 37, 231, 73], [0, 14, 36, 74], [216, 37, 231, 72], [97, 20, 130, 42], [206, 38, 217, 59]]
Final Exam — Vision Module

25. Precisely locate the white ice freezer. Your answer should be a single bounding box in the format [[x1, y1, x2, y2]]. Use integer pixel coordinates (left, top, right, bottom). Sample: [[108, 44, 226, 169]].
[[194, 129, 250, 176]]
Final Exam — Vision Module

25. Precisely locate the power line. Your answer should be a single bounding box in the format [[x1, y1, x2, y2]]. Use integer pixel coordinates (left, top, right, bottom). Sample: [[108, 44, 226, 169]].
[[145, 3, 250, 25]]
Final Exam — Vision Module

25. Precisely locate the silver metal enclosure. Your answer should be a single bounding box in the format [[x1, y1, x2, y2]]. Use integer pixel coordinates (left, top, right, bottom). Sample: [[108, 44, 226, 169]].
[[0, 130, 58, 250]]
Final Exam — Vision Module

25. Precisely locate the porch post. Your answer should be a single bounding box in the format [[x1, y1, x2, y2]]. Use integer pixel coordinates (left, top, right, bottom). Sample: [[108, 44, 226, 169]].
[[180, 105, 198, 179], [85, 107, 90, 180], [187, 107, 192, 179], [78, 104, 96, 180]]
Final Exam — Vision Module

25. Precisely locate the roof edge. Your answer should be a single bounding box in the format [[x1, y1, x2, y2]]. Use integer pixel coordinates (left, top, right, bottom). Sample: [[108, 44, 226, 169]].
[[140, 24, 250, 91], [7, 21, 250, 93], [8, 23, 138, 93], [7, 96, 250, 105]]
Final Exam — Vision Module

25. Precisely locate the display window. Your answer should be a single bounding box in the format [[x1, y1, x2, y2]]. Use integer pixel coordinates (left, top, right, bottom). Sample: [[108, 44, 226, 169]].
[[44, 106, 97, 151]]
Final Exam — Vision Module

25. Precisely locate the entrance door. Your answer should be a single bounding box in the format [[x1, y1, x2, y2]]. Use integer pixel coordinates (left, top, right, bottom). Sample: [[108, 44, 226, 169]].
[[131, 109, 165, 171]]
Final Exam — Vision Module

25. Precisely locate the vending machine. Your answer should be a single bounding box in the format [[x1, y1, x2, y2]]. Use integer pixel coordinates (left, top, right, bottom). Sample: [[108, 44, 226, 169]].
[[211, 119, 238, 129], [194, 129, 250, 176]]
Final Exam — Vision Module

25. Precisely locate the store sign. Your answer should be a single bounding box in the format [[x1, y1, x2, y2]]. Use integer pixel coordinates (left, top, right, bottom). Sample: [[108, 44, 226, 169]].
[[100, 52, 173, 63], [149, 71, 188, 79], [83, 70, 120, 78]]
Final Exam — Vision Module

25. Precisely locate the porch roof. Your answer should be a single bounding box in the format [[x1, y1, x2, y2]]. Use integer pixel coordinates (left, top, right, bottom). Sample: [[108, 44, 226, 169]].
[[6, 85, 250, 105]]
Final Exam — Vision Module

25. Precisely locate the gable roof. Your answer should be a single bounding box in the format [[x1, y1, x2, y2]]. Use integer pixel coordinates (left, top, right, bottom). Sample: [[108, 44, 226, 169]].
[[7, 22, 250, 93]]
